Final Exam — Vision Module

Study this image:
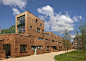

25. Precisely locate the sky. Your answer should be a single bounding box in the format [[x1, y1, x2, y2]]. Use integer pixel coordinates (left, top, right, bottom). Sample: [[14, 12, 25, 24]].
[[0, 0, 86, 41]]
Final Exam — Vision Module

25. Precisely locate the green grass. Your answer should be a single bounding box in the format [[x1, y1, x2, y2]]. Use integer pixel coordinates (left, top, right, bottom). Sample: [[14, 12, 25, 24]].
[[55, 50, 86, 61]]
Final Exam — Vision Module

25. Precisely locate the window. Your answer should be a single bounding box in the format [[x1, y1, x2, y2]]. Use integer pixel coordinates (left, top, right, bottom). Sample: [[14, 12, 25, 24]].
[[17, 15, 25, 25], [37, 46, 43, 49], [61, 46, 62, 49], [18, 25, 25, 33], [45, 39, 48, 40], [31, 46, 42, 50], [17, 15, 25, 33], [52, 40, 55, 42], [58, 42, 61, 43], [31, 46, 35, 50], [40, 23, 42, 26], [36, 19, 38, 23], [42, 30, 44, 33], [47, 46, 49, 50], [45, 33, 49, 36], [37, 28, 40, 32], [55, 36, 56, 38], [30, 26, 32, 29], [38, 37, 43, 40], [20, 45, 27, 52], [42, 30, 44, 37]]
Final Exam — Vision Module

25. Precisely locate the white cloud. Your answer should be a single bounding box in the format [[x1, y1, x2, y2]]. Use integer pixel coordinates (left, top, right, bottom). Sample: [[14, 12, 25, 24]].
[[37, 5, 77, 34], [73, 15, 83, 22], [37, 5, 54, 16], [70, 34, 75, 39], [12, 8, 20, 15], [0, 0, 27, 10]]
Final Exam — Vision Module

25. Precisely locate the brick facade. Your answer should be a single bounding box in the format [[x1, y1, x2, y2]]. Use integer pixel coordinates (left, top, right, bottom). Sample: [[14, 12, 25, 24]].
[[0, 11, 71, 59]]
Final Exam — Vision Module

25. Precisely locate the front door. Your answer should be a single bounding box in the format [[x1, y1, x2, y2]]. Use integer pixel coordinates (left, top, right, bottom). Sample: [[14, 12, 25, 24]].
[[3, 44, 11, 58]]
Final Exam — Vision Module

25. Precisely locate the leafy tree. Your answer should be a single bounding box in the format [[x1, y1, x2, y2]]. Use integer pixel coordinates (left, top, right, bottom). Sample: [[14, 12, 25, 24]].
[[75, 21, 86, 60], [62, 29, 71, 56], [0, 25, 15, 34]]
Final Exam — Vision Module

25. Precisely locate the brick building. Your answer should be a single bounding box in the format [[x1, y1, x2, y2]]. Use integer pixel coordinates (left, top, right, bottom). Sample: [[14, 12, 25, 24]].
[[0, 11, 70, 59], [74, 35, 84, 49]]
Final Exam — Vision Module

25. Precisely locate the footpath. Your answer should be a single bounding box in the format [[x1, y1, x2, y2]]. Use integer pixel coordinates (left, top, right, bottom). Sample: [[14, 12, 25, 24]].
[[1, 49, 75, 61]]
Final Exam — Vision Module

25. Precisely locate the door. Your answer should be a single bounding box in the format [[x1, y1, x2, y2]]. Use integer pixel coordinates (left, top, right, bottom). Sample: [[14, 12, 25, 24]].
[[3, 44, 11, 58]]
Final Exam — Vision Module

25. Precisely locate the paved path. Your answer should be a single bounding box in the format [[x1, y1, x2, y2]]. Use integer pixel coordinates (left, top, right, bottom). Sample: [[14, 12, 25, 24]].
[[1, 49, 75, 61]]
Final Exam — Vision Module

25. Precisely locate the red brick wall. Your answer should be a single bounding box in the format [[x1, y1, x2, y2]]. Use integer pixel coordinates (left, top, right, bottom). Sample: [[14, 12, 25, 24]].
[[0, 40, 5, 59]]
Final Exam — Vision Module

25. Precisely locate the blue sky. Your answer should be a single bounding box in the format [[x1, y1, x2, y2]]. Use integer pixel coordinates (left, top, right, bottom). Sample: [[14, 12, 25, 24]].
[[0, 0, 86, 41]]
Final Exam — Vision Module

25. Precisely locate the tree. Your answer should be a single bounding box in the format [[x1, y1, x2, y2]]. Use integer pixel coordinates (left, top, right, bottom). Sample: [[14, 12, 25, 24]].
[[75, 21, 86, 60], [62, 29, 71, 56], [0, 25, 15, 34]]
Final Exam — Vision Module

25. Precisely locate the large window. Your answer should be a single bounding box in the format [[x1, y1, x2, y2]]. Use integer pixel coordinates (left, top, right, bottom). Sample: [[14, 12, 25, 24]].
[[20, 45, 27, 52], [37, 28, 40, 32], [17, 15, 25, 25], [17, 15, 25, 33], [18, 25, 25, 33]]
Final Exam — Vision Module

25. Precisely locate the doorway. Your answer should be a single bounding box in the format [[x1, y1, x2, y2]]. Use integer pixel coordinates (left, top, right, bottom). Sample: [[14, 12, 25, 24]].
[[3, 44, 11, 58]]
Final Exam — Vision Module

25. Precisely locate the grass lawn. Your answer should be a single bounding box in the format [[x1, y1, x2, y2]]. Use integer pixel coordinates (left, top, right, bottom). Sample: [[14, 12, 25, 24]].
[[55, 50, 86, 61]]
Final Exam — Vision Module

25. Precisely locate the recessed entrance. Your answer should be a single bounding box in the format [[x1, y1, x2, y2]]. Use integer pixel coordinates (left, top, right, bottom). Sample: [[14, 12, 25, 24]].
[[3, 44, 11, 58]]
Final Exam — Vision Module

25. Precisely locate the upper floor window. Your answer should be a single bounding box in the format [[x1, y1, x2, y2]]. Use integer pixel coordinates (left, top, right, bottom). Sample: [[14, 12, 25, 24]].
[[17, 15, 25, 25], [18, 25, 25, 33], [58, 42, 61, 43], [45, 33, 49, 36], [38, 37, 43, 40], [40, 23, 42, 26], [37, 28, 40, 32], [36, 19, 38, 23], [42, 30, 44, 33], [42, 30, 44, 37], [30, 26, 32, 29], [52, 40, 55, 42], [17, 15, 25, 33], [45, 39, 48, 40]]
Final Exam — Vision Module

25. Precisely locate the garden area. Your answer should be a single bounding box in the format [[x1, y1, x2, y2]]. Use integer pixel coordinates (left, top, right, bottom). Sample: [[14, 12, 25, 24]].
[[55, 50, 86, 61]]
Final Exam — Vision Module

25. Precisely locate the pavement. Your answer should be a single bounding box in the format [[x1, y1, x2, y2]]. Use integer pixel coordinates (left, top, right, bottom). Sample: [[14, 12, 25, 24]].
[[0, 49, 76, 61]]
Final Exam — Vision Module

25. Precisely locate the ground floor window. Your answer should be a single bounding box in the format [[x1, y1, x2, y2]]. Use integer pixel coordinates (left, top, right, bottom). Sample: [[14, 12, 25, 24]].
[[31, 46, 43, 50], [47, 46, 49, 50], [20, 45, 27, 52]]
